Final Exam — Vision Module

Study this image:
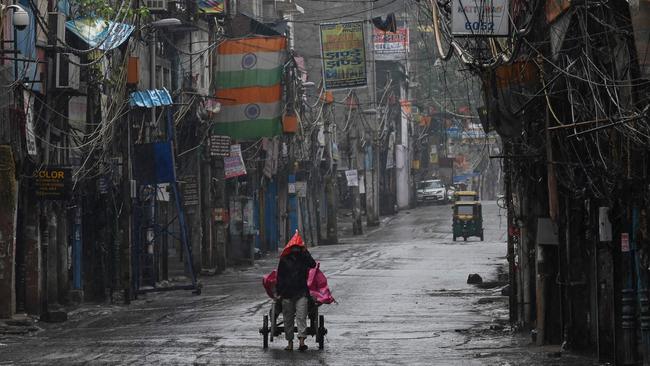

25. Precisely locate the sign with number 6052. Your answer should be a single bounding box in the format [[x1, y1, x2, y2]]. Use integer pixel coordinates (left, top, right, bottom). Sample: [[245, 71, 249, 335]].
[[451, 0, 509, 36]]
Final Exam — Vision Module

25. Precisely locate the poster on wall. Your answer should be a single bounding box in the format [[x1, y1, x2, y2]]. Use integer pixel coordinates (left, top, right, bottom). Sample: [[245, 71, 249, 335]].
[[320, 21, 367, 90], [345, 170, 359, 187], [373, 21, 409, 61], [224, 144, 247, 179]]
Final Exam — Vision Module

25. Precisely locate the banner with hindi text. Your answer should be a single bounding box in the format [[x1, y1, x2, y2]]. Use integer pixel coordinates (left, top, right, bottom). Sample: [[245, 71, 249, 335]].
[[320, 21, 367, 90]]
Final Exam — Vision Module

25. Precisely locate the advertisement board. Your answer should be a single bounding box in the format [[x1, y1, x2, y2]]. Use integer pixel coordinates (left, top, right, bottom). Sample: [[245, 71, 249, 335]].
[[373, 21, 409, 61], [32, 166, 71, 200], [224, 144, 247, 179], [320, 21, 367, 90], [209, 134, 231, 157], [451, 0, 509, 36]]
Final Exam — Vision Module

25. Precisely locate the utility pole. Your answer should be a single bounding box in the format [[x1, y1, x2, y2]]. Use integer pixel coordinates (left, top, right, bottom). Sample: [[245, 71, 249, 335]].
[[350, 110, 362, 235], [324, 98, 338, 244], [364, 0, 380, 226], [503, 141, 517, 324]]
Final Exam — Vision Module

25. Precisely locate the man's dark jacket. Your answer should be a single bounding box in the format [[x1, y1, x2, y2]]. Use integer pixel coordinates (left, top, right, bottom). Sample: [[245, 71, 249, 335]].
[[277, 251, 316, 298]]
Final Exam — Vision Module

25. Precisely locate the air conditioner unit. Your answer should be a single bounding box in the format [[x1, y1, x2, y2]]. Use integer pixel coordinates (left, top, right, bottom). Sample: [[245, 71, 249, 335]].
[[48, 12, 66, 47], [144, 0, 168, 12], [56, 53, 80, 90]]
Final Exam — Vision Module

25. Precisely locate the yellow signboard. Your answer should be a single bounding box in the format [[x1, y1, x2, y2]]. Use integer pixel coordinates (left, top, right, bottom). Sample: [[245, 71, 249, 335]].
[[320, 21, 367, 90], [32, 167, 71, 200]]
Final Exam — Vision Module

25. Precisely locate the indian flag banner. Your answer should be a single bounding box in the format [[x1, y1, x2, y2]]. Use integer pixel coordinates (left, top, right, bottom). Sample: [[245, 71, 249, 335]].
[[214, 36, 287, 140]]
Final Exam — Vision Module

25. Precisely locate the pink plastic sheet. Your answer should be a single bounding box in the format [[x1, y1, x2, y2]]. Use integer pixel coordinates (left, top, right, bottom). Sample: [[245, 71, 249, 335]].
[[262, 262, 335, 305]]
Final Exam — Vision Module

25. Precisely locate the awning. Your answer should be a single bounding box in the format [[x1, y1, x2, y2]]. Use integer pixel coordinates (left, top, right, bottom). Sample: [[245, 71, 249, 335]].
[[66, 18, 135, 51], [129, 89, 173, 108]]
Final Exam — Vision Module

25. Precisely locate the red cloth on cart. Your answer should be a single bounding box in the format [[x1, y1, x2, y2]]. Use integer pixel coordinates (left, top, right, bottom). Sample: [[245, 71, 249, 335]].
[[262, 270, 277, 299], [262, 262, 335, 304], [307, 262, 335, 304]]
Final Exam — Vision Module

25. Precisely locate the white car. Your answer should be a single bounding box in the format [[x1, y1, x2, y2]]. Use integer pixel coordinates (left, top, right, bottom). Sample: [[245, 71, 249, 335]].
[[416, 180, 447, 204]]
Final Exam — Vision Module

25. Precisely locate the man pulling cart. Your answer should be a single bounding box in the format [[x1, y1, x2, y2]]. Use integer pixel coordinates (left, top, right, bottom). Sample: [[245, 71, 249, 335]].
[[260, 231, 334, 351]]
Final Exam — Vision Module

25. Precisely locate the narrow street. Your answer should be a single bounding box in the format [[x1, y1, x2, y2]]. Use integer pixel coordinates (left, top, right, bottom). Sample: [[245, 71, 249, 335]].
[[0, 203, 595, 365]]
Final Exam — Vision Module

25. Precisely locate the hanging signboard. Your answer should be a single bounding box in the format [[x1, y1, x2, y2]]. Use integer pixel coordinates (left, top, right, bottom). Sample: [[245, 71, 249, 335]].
[[32, 166, 71, 200], [23, 90, 37, 157], [209, 134, 231, 157], [345, 169, 359, 187], [451, 0, 510, 36], [182, 175, 199, 206], [295, 181, 308, 197], [224, 144, 247, 179], [373, 21, 409, 61], [320, 21, 367, 90]]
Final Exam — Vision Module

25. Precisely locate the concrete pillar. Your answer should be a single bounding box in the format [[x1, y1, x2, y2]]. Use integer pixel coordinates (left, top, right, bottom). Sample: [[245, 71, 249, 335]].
[[0, 146, 17, 318], [23, 207, 41, 315], [186, 209, 200, 276], [365, 144, 379, 226], [396, 144, 410, 209], [201, 159, 215, 273], [56, 209, 69, 303], [396, 83, 410, 210], [46, 212, 58, 305], [213, 159, 227, 272]]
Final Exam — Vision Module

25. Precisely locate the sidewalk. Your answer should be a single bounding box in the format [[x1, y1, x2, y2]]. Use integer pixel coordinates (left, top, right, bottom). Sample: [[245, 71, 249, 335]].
[[336, 209, 396, 243]]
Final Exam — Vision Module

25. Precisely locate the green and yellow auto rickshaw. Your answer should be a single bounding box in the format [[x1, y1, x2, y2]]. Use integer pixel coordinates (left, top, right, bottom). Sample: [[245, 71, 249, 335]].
[[454, 191, 479, 202], [452, 201, 484, 241]]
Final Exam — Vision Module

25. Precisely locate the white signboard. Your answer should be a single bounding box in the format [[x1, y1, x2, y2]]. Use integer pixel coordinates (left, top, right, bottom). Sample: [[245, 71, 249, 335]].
[[295, 181, 308, 197], [373, 21, 409, 61], [345, 170, 359, 187], [451, 0, 509, 36]]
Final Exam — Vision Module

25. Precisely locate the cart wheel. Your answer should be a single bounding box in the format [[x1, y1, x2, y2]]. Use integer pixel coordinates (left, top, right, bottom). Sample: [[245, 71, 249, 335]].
[[480, 231, 484, 241], [452, 235, 456, 242], [270, 306, 276, 343], [463, 237, 467, 242], [317, 315, 325, 350], [262, 315, 269, 349]]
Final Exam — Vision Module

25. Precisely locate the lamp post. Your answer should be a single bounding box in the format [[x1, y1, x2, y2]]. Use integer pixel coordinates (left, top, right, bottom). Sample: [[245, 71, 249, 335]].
[[1, 4, 29, 87], [2, 4, 28, 30]]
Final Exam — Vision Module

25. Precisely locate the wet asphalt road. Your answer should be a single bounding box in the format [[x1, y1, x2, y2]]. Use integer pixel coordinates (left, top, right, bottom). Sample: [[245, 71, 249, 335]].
[[0, 202, 597, 365]]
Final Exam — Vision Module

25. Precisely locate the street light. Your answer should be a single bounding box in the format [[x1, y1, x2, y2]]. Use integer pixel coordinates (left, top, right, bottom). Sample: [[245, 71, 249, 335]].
[[2, 4, 29, 30]]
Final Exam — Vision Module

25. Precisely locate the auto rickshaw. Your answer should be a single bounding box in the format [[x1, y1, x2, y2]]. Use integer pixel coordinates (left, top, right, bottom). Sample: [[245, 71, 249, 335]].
[[454, 190, 479, 202], [452, 201, 484, 241]]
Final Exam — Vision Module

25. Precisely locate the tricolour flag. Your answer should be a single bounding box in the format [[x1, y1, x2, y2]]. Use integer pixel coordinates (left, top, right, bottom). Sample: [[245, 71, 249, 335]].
[[214, 36, 287, 140]]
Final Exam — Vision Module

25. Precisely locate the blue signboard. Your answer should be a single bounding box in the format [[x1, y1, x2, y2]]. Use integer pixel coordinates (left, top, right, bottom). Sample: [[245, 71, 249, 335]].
[[447, 127, 461, 139]]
